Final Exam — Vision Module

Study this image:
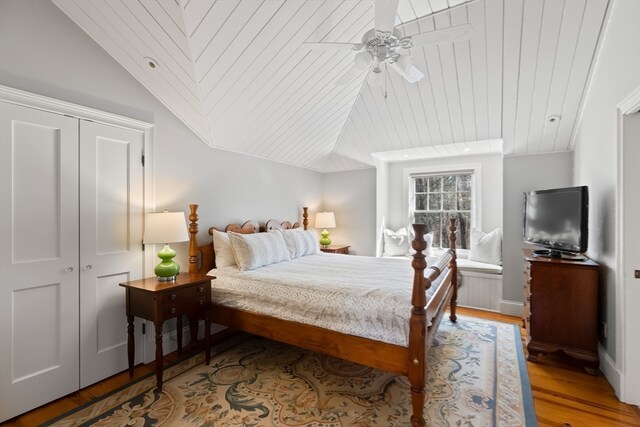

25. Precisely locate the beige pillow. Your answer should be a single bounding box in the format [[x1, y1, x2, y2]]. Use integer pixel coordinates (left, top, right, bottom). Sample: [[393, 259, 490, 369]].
[[228, 231, 291, 271], [278, 228, 320, 258], [212, 229, 236, 268]]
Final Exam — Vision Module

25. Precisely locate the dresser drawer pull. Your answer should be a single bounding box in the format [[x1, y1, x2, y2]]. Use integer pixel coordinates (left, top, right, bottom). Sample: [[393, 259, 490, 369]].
[[170, 307, 176, 314], [170, 293, 177, 301], [198, 286, 204, 293]]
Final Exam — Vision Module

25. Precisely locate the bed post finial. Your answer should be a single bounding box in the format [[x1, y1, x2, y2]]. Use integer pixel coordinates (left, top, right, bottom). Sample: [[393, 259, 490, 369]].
[[188, 204, 199, 273], [448, 217, 458, 322], [302, 207, 308, 230], [409, 223, 427, 427]]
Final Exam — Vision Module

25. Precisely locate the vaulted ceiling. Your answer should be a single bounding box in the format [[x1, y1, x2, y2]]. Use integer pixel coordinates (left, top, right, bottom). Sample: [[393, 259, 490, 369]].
[[52, 0, 609, 172]]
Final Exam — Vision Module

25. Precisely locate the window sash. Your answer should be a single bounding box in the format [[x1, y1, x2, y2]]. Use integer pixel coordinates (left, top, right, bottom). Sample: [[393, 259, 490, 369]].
[[410, 172, 473, 249]]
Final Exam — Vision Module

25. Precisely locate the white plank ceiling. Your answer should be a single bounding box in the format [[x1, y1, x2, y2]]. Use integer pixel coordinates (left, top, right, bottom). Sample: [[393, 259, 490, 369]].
[[52, 0, 610, 172]]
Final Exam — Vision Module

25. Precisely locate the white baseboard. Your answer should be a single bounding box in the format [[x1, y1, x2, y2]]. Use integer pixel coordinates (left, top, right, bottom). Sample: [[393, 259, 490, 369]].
[[599, 345, 622, 399], [500, 300, 524, 316]]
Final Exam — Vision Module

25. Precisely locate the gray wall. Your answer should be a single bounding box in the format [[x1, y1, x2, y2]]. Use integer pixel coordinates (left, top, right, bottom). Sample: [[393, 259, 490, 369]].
[[502, 152, 573, 303], [321, 168, 377, 256], [572, 0, 640, 373], [0, 0, 323, 269]]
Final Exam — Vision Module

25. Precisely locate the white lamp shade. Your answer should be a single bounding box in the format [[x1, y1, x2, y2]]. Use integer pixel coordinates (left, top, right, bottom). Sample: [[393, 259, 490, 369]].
[[315, 212, 336, 229], [144, 211, 188, 244], [354, 51, 372, 70]]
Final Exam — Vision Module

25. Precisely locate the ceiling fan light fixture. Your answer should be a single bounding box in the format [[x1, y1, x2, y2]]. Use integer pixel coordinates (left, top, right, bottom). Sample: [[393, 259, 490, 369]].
[[354, 51, 372, 70]]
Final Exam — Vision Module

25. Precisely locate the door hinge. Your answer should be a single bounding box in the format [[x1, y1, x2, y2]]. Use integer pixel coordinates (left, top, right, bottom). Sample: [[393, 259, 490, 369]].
[[142, 323, 146, 335], [142, 241, 145, 251], [141, 153, 145, 167]]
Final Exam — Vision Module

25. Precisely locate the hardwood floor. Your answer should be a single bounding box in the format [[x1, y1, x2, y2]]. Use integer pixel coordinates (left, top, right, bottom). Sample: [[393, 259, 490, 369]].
[[2, 308, 639, 426]]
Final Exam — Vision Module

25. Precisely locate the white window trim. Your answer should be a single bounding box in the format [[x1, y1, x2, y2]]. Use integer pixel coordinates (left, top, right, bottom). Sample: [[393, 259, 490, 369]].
[[403, 163, 482, 248]]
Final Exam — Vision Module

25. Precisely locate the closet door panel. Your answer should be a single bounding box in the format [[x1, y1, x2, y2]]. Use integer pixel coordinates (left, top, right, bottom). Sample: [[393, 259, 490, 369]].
[[79, 121, 144, 388], [0, 102, 80, 422]]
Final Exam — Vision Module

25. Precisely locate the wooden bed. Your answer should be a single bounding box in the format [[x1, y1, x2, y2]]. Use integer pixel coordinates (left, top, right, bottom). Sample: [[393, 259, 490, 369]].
[[187, 204, 458, 427]]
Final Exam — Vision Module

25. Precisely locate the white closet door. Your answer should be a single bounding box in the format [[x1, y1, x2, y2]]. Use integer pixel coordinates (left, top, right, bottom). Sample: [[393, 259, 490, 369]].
[[0, 102, 80, 422], [79, 121, 144, 388]]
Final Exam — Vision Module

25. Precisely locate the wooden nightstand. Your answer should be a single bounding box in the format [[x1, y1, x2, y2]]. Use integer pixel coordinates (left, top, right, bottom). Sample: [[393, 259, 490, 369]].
[[119, 273, 214, 390], [320, 245, 350, 254]]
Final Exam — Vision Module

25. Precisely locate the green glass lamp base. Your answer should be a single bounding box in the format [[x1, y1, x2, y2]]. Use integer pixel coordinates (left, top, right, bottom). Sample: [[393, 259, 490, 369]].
[[319, 229, 332, 248], [155, 244, 180, 281]]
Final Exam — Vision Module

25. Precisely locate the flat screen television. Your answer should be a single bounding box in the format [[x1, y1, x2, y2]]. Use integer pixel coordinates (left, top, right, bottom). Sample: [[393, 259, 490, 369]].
[[523, 186, 588, 257]]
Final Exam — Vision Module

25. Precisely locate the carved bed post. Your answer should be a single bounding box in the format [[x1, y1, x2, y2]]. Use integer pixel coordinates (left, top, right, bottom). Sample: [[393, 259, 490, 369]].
[[188, 204, 199, 274], [302, 207, 308, 230], [409, 223, 428, 427], [448, 218, 458, 322]]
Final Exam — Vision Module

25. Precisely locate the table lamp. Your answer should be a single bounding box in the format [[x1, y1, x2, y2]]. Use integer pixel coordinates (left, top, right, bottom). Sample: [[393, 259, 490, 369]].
[[315, 211, 336, 248], [144, 210, 189, 281]]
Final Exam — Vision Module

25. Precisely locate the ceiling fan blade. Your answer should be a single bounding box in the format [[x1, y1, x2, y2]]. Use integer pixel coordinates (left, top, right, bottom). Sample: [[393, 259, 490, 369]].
[[335, 66, 366, 85], [410, 24, 474, 47], [390, 62, 425, 84], [375, 0, 399, 33], [301, 42, 361, 50]]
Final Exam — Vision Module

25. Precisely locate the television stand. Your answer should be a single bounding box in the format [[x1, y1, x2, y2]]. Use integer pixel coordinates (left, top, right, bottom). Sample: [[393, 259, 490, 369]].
[[523, 249, 599, 374], [532, 249, 587, 261]]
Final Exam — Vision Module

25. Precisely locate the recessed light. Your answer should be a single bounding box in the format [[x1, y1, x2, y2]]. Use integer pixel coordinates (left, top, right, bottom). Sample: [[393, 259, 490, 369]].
[[548, 115, 561, 123], [144, 56, 159, 70], [463, 148, 472, 152]]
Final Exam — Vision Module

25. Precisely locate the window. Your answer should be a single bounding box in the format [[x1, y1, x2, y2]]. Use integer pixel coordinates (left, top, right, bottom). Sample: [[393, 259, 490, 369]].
[[410, 172, 473, 249]]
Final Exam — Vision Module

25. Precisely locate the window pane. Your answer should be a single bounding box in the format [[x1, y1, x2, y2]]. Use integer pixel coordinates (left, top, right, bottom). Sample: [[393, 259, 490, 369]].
[[428, 194, 441, 210], [429, 177, 441, 193], [414, 212, 429, 225], [457, 174, 472, 191], [443, 192, 456, 210], [442, 175, 456, 192], [458, 192, 471, 210], [451, 212, 471, 249], [425, 213, 442, 247], [415, 178, 428, 193], [416, 194, 428, 210]]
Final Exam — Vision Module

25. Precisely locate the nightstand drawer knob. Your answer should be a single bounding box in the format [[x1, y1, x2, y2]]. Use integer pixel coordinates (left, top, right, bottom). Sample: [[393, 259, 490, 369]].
[[198, 286, 204, 293], [170, 307, 176, 314], [170, 293, 177, 300]]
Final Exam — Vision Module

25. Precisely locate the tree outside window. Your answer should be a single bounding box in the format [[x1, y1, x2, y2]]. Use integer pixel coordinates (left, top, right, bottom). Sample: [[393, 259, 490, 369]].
[[411, 173, 472, 249]]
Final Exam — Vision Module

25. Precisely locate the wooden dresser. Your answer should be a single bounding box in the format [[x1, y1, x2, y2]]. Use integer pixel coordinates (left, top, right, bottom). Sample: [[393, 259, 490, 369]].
[[523, 249, 599, 374]]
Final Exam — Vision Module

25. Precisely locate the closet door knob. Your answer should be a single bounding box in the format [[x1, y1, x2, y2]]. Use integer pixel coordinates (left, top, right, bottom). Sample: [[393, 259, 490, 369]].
[[83, 265, 92, 271], [65, 267, 74, 272]]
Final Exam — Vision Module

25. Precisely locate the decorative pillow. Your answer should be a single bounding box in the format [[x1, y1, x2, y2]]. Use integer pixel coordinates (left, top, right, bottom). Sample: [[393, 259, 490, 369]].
[[228, 231, 291, 271], [468, 228, 502, 265], [278, 228, 320, 259], [212, 229, 236, 268], [382, 227, 410, 256]]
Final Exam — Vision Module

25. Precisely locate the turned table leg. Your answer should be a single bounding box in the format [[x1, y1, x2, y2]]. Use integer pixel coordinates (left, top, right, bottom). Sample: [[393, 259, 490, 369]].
[[155, 321, 163, 391], [126, 314, 134, 376]]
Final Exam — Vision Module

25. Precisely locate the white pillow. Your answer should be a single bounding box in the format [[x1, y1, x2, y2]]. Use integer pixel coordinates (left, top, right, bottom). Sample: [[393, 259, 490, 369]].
[[382, 227, 410, 256], [278, 228, 320, 259], [468, 228, 502, 265], [228, 231, 291, 271], [212, 229, 236, 268]]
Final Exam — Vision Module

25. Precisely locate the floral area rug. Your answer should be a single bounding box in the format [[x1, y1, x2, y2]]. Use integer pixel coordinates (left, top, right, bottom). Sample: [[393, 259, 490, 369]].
[[43, 317, 536, 426]]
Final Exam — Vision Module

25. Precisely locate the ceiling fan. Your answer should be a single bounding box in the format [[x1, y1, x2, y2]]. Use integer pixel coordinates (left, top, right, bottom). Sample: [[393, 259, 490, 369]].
[[302, 0, 474, 87]]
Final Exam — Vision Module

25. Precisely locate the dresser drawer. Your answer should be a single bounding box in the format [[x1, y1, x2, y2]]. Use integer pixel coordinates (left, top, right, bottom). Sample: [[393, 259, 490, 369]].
[[160, 283, 210, 317]]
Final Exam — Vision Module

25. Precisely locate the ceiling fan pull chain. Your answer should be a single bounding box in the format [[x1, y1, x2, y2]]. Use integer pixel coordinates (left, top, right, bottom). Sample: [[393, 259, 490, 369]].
[[384, 62, 388, 99]]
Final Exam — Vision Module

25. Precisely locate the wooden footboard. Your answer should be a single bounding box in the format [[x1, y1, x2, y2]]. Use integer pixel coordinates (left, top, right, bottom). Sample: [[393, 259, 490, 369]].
[[186, 205, 457, 427]]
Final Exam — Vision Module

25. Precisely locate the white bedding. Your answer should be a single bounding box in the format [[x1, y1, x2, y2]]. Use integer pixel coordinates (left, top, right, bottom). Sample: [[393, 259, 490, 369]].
[[208, 253, 446, 347]]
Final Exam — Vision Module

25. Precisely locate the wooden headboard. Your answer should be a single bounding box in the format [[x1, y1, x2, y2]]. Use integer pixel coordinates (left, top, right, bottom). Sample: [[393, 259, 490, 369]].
[[187, 204, 308, 274]]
